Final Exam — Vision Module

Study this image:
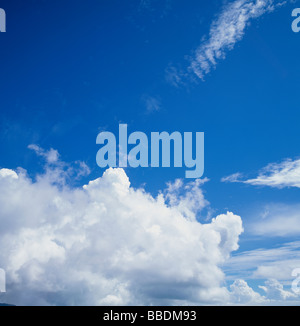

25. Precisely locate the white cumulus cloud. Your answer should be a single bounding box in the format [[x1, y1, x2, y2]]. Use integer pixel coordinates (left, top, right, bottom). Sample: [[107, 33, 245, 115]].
[[229, 279, 266, 304], [2, 148, 300, 305], [0, 150, 244, 306], [229, 277, 300, 305], [259, 279, 297, 301]]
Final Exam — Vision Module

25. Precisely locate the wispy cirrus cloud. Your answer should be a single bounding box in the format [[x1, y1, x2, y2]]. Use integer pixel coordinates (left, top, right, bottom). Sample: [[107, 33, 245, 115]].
[[222, 158, 300, 188], [225, 241, 300, 280], [225, 241, 300, 304], [249, 203, 300, 237], [167, 0, 289, 84], [142, 95, 162, 113], [28, 144, 60, 164], [27, 144, 90, 185], [189, 0, 287, 80]]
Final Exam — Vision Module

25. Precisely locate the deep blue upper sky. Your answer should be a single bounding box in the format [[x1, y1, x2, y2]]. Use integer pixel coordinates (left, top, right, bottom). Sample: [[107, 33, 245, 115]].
[[1, 0, 300, 254]]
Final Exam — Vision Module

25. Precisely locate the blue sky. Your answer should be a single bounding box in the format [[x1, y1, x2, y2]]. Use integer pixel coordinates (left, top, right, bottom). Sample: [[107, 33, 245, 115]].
[[1, 0, 300, 305]]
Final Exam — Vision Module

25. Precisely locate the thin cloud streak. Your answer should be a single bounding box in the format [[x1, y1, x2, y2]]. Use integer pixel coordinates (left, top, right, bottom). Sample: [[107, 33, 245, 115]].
[[222, 158, 300, 188], [189, 0, 287, 80]]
